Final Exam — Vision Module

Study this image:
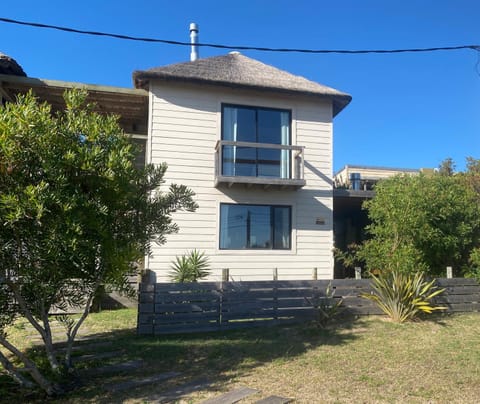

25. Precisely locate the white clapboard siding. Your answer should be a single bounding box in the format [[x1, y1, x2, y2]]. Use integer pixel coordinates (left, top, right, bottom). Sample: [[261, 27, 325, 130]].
[[146, 82, 334, 282]]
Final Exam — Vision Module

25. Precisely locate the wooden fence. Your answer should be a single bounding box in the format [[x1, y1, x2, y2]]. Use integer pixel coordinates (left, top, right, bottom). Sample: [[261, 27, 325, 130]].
[[137, 278, 480, 335]]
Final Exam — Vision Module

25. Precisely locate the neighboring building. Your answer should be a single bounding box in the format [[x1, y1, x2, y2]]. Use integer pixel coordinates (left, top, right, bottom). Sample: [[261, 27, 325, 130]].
[[133, 52, 351, 281], [0, 73, 149, 164], [333, 164, 427, 277], [334, 164, 420, 191]]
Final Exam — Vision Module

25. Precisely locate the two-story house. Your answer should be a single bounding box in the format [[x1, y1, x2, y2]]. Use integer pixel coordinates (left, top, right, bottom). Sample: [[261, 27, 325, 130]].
[[133, 52, 351, 281]]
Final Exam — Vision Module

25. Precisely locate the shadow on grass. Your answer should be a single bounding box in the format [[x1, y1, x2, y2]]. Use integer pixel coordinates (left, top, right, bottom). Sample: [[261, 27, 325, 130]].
[[3, 316, 369, 403], [60, 317, 365, 402]]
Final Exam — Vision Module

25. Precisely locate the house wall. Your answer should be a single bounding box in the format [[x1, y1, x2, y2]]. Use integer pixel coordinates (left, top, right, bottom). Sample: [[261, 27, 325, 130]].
[[147, 82, 334, 282]]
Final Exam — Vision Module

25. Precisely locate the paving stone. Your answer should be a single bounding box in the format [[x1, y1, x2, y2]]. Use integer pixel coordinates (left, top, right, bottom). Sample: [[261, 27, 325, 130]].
[[104, 371, 181, 393], [71, 350, 124, 364], [142, 377, 212, 403], [254, 395, 293, 404], [56, 340, 114, 352], [81, 359, 144, 377], [200, 386, 260, 404]]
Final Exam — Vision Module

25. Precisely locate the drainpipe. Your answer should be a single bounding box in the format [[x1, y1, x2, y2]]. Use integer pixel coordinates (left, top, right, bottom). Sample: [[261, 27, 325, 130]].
[[190, 23, 199, 61]]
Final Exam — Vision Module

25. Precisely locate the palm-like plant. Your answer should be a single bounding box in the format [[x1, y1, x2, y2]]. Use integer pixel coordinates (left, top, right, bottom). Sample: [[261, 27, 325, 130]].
[[361, 271, 446, 323], [169, 250, 210, 283]]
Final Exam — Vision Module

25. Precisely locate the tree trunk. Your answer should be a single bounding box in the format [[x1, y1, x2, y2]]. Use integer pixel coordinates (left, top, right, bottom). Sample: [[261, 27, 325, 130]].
[[6, 280, 61, 372], [41, 311, 61, 372], [0, 336, 62, 396], [0, 350, 35, 389], [64, 285, 98, 370]]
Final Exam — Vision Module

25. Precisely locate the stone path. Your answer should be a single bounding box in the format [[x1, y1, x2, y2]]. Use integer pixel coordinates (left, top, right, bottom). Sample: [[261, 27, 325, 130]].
[[254, 395, 293, 404], [71, 349, 124, 365], [19, 319, 91, 346], [104, 371, 181, 393], [200, 386, 259, 404], [12, 326, 294, 403], [80, 359, 144, 377], [140, 377, 213, 403]]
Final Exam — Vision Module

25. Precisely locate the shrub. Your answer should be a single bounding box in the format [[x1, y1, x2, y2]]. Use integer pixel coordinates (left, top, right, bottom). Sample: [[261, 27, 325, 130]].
[[361, 271, 446, 323], [169, 250, 210, 282], [466, 247, 480, 282]]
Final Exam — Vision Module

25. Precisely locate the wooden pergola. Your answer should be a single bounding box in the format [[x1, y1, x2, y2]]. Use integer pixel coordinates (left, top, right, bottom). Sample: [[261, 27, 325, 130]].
[[0, 74, 148, 135]]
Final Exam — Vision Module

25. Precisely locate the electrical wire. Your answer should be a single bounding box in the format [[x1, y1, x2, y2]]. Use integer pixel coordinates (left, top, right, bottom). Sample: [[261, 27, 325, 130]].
[[1, 16, 479, 55]]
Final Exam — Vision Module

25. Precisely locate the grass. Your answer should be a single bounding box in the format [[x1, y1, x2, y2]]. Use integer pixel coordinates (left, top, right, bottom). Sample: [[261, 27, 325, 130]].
[[1, 309, 480, 403]]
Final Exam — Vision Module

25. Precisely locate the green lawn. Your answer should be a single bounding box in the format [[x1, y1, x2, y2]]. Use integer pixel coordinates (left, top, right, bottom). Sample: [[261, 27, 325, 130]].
[[1, 309, 480, 403]]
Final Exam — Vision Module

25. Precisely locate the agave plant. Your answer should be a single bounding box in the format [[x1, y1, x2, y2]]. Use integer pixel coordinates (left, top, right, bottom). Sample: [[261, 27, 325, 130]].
[[169, 250, 210, 283], [306, 282, 344, 328], [361, 271, 446, 323]]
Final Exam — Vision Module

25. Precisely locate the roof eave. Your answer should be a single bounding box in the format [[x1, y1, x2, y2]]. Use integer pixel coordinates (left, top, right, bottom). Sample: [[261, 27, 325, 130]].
[[133, 72, 352, 116]]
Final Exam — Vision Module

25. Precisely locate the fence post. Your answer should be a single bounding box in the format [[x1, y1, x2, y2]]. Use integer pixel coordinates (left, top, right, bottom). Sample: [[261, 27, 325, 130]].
[[141, 269, 157, 284], [312, 267, 318, 280], [355, 267, 362, 280], [222, 268, 229, 282], [272, 268, 278, 322], [446, 266, 453, 279]]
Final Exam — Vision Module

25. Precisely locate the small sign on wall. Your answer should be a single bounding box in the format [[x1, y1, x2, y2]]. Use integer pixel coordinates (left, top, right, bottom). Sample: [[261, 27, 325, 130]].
[[315, 217, 326, 225]]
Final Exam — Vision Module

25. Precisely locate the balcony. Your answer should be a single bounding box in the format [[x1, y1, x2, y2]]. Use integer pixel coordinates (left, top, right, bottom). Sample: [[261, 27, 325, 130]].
[[215, 140, 306, 189]]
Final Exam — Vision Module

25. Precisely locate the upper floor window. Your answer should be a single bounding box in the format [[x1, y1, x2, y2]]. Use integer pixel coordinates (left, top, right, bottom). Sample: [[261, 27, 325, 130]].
[[221, 104, 291, 178]]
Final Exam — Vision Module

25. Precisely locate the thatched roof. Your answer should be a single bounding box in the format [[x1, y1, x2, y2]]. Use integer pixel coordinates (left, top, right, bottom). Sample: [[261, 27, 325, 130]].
[[0, 52, 26, 77], [133, 53, 351, 116]]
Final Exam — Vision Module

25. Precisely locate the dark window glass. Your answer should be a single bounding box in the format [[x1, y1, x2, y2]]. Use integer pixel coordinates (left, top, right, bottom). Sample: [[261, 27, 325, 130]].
[[131, 137, 147, 169], [221, 105, 291, 178], [220, 204, 291, 250]]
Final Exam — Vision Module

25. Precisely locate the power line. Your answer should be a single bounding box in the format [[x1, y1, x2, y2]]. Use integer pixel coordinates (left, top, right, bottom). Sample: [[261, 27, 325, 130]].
[[1, 16, 479, 55]]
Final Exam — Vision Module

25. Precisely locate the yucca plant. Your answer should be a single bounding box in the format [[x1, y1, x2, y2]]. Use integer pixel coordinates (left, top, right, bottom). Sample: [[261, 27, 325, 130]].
[[361, 270, 446, 323], [169, 250, 210, 283], [306, 282, 344, 328]]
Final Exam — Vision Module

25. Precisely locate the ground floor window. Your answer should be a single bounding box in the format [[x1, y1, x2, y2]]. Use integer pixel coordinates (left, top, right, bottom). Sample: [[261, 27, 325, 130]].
[[220, 204, 291, 249]]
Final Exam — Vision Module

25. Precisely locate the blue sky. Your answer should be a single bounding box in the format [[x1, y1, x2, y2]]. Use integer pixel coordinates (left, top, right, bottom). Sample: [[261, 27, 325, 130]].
[[2, 0, 479, 173]]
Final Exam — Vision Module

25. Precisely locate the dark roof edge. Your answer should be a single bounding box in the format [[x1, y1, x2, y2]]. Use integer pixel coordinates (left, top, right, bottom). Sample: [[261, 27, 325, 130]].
[[1, 73, 148, 97]]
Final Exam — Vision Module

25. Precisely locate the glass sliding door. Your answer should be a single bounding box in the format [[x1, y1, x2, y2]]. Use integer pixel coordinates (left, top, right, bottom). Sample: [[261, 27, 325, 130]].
[[221, 105, 291, 178]]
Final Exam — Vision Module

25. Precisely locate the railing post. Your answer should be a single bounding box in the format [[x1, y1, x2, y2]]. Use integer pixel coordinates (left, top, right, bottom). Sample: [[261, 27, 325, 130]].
[[222, 268, 229, 282], [273, 267, 278, 281], [446, 266, 453, 279], [218, 142, 222, 176], [312, 267, 318, 280], [300, 148, 305, 180], [355, 267, 362, 280]]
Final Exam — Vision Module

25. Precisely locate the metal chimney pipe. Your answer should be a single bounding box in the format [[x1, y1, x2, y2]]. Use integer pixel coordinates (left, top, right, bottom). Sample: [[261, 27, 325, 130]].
[[190, 23, 199, 61]]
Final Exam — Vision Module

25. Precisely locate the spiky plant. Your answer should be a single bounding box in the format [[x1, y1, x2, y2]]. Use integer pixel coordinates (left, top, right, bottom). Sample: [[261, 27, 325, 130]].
[[169, 250, 210, 283], [361, 271, 446, 323], [306, 282, 344, 328]]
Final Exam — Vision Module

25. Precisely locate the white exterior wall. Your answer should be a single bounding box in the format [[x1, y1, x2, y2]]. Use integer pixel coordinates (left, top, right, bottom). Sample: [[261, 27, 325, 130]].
[[147, 82, 334, 282]]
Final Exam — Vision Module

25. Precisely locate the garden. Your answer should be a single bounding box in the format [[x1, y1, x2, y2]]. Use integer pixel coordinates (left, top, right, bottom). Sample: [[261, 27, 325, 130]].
[[2, 308, 480, 403]]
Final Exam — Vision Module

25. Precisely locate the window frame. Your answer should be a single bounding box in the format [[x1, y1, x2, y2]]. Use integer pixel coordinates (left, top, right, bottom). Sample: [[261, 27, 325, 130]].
[[219, 203, 292, 250], [221, 104, 292, 178]]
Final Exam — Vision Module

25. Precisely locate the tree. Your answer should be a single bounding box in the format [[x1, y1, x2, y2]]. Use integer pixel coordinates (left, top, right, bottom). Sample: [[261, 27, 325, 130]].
[[437, 157, 456, 176], [358, 170, 480, 277], [0, 90, 197, 394]]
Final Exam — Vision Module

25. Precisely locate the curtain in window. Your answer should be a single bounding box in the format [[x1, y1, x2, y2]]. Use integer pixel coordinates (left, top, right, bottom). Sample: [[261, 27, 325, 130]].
[[222, 107, 238, 176], [280, 111, 290, 179]]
